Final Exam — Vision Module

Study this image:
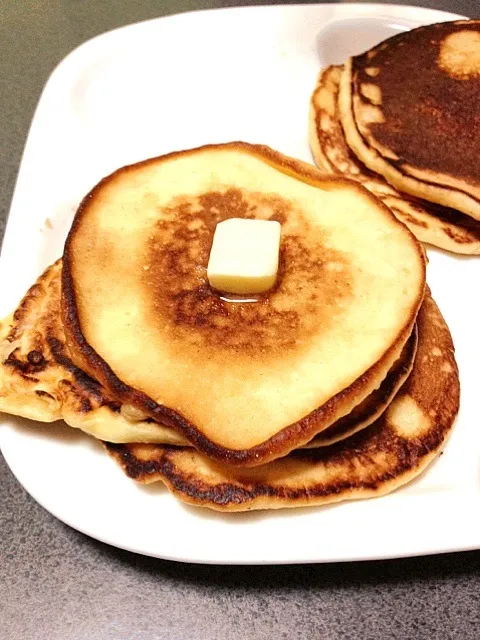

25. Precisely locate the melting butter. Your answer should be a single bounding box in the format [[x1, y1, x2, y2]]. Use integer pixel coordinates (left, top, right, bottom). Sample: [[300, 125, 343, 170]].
[[207, 218, 281, 295]]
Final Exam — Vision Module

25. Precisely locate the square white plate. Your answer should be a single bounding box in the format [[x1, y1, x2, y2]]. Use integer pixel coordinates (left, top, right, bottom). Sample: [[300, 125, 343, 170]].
[[1, 3, 479, 564]]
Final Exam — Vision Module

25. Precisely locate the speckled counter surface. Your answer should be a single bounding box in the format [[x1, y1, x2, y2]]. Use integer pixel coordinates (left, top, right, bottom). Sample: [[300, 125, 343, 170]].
[[1, 2, 480, 639]]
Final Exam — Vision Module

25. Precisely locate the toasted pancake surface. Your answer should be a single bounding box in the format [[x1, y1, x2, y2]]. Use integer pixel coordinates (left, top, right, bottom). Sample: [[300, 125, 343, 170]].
[[104, 292, 459, 511], [0, 261, 415, 449], [63, 142, 425, 465], [309, 65, 480, 254], [339, 21, 480, 219]]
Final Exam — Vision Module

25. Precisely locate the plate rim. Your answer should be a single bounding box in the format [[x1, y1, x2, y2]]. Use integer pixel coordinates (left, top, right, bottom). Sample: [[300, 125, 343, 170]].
[[1, 2, 476, 565]]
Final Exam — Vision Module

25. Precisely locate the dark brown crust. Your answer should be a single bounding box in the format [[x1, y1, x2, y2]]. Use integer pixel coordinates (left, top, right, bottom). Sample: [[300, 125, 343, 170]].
[[310, 65, 480, 248], [398, 198, 480, 237], [103, 292, 460, 511], [62, 142, 426, 466], [353, 20, 480, 194]]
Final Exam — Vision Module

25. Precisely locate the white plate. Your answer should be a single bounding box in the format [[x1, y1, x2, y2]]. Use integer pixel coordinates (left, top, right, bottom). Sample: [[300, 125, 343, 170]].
[[1, 3, 479, 565]]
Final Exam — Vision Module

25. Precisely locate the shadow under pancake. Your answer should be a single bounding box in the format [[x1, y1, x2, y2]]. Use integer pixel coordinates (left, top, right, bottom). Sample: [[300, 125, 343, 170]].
[[135, 475, 345, 524], [1, 414, 97, 448]]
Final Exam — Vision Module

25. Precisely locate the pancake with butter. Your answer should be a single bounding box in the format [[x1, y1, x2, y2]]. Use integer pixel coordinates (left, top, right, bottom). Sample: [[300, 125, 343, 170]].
[[0, 260, 416, 449], [339, 21, 480, 220], [309, 65, 480, 254], [62, 142, 426, 466], [104, 291, 459, 511]]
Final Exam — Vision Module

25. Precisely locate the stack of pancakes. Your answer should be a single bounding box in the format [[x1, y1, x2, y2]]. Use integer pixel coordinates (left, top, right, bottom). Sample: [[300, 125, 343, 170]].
[[309, 19, 480, 255], [0, 143, 459, 511]]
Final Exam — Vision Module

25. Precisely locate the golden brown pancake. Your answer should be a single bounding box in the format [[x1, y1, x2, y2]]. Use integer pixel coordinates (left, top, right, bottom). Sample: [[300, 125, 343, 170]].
[[104, 291, 459, 511], [0, 261, 186, 445], [0, 260, 416, 450], [309, 65, 480, 254], [339, 21, 480, 220], [302, 326, 417, 448], [62, 142, 426, 466]]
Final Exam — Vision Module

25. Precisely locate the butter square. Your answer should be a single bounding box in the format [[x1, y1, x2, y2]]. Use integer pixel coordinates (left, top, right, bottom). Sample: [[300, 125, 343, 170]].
[[207, 218, 281, 295]]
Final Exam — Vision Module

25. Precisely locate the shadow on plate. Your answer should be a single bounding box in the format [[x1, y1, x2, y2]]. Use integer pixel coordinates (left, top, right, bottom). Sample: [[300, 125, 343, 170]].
[[1, 415, 99, 452], [316, 16, 414, 66], [137, 472, 348, 523]]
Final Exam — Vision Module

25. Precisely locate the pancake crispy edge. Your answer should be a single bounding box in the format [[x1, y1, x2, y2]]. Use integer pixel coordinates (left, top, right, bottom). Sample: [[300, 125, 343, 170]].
[[0, 261, 187, 445], [309, 65, 480, 255], [62, 141, 426, 466], [104, 291, 459, 511]]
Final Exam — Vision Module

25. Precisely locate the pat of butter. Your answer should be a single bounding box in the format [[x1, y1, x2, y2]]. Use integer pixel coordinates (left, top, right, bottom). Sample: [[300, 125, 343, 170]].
[[207, 218, 281, 294]]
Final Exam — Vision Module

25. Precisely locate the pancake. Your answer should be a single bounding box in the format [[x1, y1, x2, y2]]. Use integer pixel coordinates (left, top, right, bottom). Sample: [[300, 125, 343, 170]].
[[309, 65, 480, 254], [302, 326, 417, 448], [104, 291, 459, 511], [0, 261, 186, 445], [62, 142, 426, 466], [339, 21, 480, 220], [0, 260, 416, 450]]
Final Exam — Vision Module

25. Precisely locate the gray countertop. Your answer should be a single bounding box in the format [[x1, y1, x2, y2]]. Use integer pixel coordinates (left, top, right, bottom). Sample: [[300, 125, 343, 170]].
[[1, 2, 480, 638]]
